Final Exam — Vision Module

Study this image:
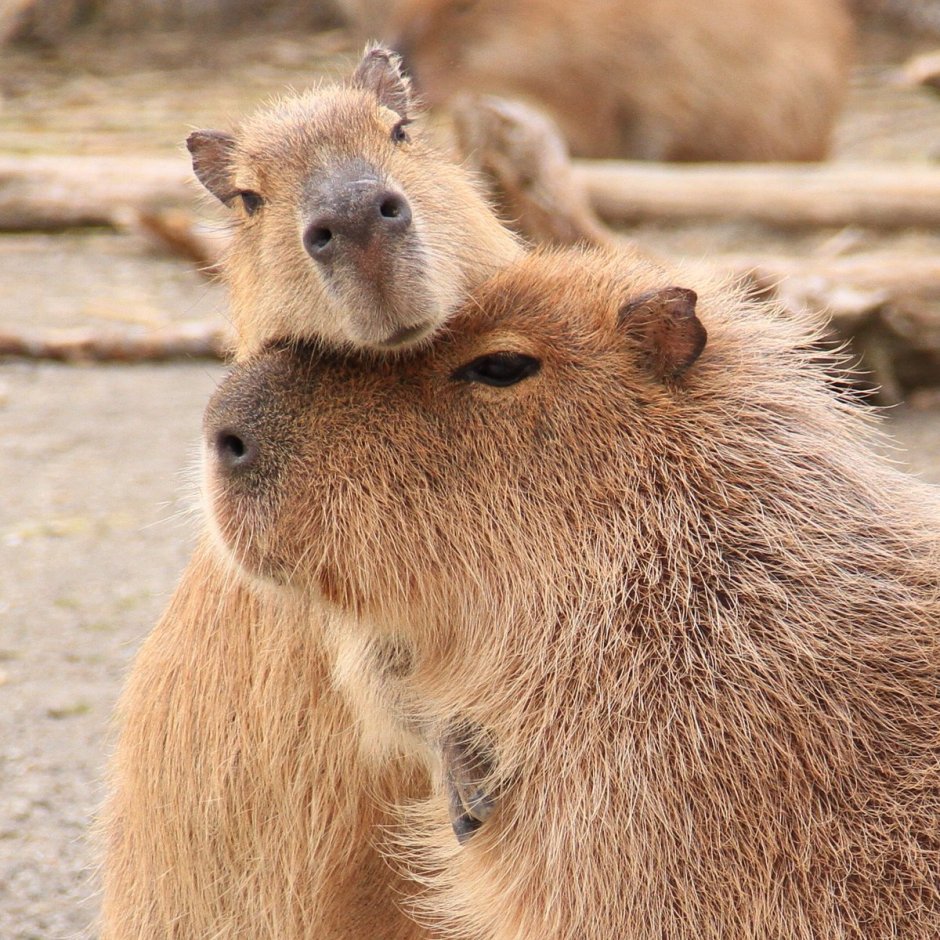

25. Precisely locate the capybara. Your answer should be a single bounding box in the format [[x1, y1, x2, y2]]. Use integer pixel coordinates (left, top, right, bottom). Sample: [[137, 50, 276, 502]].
[[187, 46, 520, 355], [203, 245, 940, 938], [100, 47, 522, 940], [390, 0, 854, 161]]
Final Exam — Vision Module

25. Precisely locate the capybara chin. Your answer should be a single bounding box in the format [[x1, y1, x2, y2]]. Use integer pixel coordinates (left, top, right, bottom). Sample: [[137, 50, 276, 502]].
[[204, 245, 940, 938], [389, 0, 853, 162], [188, 46, 520, 357]]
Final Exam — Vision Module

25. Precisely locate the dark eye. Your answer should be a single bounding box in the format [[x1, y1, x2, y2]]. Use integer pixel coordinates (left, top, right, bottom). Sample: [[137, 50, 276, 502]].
[[239, 190, 264, 215], [391, 119, 411, 144], [451, 352, 541, 387]]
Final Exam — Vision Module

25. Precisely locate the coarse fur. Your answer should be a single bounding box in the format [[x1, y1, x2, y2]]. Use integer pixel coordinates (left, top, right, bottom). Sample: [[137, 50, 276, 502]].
[[204, 245, 940, 938], [99, 538, 430, 938], [188, 46, 520, 356], [390, 0, 854, 161]]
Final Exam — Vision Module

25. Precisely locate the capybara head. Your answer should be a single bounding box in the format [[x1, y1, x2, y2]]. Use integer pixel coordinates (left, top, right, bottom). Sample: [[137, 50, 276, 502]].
[[202, 244, 862, 635], [188, 46, 519, 356]]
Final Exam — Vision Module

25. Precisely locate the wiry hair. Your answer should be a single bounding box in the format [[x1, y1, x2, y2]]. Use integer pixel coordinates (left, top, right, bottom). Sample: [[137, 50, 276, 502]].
[[98, 535, 432, 938], [203, 245, 940, 938], [101, 46, 525, 939]]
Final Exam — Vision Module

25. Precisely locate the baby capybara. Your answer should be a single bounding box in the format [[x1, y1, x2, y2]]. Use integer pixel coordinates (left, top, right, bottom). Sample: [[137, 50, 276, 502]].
[[187, 46, 520, 355]]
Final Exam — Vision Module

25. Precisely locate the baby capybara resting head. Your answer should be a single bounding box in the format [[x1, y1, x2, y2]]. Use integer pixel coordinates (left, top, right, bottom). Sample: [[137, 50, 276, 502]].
[[188, 47, 519, 355], [204, 246, 940, 937]]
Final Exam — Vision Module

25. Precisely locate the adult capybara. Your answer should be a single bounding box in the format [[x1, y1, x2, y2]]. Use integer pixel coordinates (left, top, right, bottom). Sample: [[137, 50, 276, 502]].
[[390, 0, 854, 161], [187, 46, 520, 355], [100, 48, 522, 940], [203, 245, 940, 938]]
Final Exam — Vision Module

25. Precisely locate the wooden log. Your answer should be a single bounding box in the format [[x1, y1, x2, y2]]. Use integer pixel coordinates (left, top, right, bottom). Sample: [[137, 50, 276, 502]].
[[572, 161, 940, 229], [451, 95, 614, 248], [5, 152, 940, 233], [0, 321, 229, 362], [718, 253, 940, 292], [0, 154, 194, 231], [718, 253, 940, 318], [119, 208, 226, 273], [452, 97, 940, 302]]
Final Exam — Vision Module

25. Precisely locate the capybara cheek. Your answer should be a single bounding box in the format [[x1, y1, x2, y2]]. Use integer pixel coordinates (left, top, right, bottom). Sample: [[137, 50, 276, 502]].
[[202, 476, 262, 577], [200, 456, 297, 586]]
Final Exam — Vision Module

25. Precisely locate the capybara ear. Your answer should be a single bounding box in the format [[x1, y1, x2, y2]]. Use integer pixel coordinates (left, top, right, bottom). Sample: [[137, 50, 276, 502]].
[[186, 130, 239, 205], [618, 287, 707, 382], [352, 46, 412, 120]]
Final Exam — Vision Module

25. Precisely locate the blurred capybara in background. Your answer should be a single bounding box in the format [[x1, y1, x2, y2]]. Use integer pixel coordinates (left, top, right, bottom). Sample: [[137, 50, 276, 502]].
[[187, 47, 520, 355], [203, 245, 940, 938], [388, 0, 854, 161]]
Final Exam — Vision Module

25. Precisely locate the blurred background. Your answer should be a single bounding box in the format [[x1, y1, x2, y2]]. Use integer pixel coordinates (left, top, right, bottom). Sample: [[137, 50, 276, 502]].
[[1, 1, 939, 935]]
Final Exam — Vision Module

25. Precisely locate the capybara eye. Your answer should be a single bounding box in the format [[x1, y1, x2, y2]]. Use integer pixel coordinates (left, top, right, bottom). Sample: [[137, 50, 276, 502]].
[[452, 352, 541, 387], [390, 119, 411, 144], [239, 190, 264, 215]]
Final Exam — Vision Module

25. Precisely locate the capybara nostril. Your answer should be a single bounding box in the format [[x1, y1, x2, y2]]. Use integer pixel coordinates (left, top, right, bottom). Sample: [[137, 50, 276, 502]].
[[213, 428, 257, 473], [303, 224, 334, 260], [378, 192, 412, 228]]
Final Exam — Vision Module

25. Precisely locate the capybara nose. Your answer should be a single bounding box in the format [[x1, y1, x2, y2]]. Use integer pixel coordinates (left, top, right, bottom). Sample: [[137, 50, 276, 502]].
[[212, 427, 258, 474], [303, 184, 413, 263]]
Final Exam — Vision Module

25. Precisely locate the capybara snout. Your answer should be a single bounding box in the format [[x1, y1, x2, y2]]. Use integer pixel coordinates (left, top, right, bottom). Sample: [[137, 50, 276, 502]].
[[211, 427, 258, 474], [202, 348, 319, 578], [303, 159, 414, 263], [204, 347, 310, 483]]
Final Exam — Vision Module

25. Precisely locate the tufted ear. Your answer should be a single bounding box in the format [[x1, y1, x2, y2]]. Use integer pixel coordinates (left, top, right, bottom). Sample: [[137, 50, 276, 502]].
[[618, 287, 707, 382], [186, 130, 239, 205], [352, 46, 412, 120]]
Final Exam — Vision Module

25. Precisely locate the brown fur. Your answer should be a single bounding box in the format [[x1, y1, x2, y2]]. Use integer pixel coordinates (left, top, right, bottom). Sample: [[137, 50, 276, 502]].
[[100, 48, 523, 939], [188, 47, 520, 356], [391, 0, 854, 161], [203, 245, 940, 938], [100, 538, 430, 938]]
